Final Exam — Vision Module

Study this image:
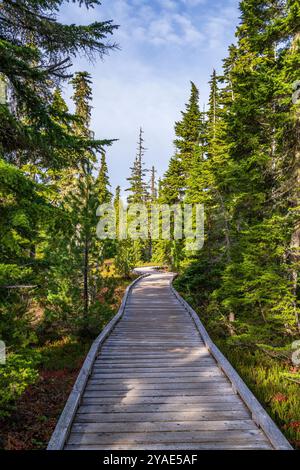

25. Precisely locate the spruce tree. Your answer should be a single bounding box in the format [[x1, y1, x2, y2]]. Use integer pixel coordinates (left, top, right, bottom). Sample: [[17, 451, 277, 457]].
[[46, 71, 104, 328], [0, 0, 119, 403], [150, 166, 157, 202], [174, 81, 204, 174], [114, 187, 136, 277], [126, 127, 148, 204], [220, 0, 299, 330], [0, 0, 118, 164], [271, 4, 300, 331], [70, 72, 98, 321], [124, 128, 149, 264], [97, 151, 112, 205], [114, 185, 121, 237], [156, 82, 204, 268], [161, 82, 203, 204], [96, 150, 114, 259], [178, 0, 300, 334]]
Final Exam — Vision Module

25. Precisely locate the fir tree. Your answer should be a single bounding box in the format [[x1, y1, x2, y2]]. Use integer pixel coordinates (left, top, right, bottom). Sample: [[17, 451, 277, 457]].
[[161, 82, 203, 204], [114, 186, 136, 277], [96, 151, 112, 205], [96, 150, 114, 259], [174, 81, 204, 174], [47, 71, 104, 327], [178, 0, 300, 334], [126, 127, 148, 203], [156, 82, 204, 268], [150, 166, 157, 202], [114, 185, 121, 236], [125, 128, 149, 263], [0, 0, 118, 165], [70, 72, 97, 321]]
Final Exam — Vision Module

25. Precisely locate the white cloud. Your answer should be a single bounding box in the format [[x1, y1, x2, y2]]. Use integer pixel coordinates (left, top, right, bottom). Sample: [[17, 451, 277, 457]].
[[59, 0, 240, 189], [173, 13, 204, 44], [158, 0, 178, 11], [144, 13, 203, 46], [95, 0, 204, 48], [181, 0, 207, 6], [203, 5, 239, 48], [90, 72, 184, 191]]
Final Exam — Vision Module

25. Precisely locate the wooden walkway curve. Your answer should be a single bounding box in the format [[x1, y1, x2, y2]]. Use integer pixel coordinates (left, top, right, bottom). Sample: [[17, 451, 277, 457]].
[[48, 268, 292, 450]]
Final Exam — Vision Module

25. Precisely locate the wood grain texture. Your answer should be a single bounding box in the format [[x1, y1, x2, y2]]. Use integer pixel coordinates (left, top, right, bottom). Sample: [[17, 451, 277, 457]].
[[170, 278, 293, 450], [48, 268, 292, 450], [46, 273, 149, 450]]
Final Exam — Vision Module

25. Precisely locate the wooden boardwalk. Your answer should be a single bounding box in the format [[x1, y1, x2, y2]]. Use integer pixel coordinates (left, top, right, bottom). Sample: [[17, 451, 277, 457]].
[[48, 269, 292, 450]]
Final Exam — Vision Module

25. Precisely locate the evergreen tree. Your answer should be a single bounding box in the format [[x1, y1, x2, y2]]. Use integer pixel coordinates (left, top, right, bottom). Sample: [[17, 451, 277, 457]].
[[97, 151, 112, 204], [160, 156, 185, 204], [0, 0, 119, 411], [69, 72, 99, 321], [216, 0, 299, 330], [161, 82, 204, 204], [177, 0, 300, 336], [270, 3, 300, 331], [126, 127, 148, 203], [114, 187, 136, 277], [96, 150, 114, 259], [155, 82, 204, 268], [48, 88, 79, 201], [150, 166, 157, 202], [146, 166, 157, 260], [46, 72, 107, 333], [174, 81, 204, 176], [114, 185, 121, 238], [0, 0, 118, 165], [124, 128, 149, 264]]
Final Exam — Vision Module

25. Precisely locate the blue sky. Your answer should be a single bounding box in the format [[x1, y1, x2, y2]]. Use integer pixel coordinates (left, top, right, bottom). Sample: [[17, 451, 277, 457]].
[[60, 0, 240, 193]]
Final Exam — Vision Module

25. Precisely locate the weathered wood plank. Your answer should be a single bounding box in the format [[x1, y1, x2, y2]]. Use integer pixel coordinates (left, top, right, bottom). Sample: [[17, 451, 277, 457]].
[[94, 357, 212, 364], [81, 394, 239, 405], [72, 419, 255, 433], [46, 273, 149, 450], [90, 371, 222, 379], [92, 364, 216, 370], [83, 388, 234, 398], [77, 403, 248, 414], [86, 380, 227, 391], [65, 442, 273, 450], [104, 341, 202, 346], [92, 364, 217, 372], [48, 269, 292, 451], [99, 344, 205, 354], [171, 281, 293, 450], [67, 429, 269, 445], [98, 353, 217, 362], [74, 410, 251, 423], [88, 374, 225, 384]]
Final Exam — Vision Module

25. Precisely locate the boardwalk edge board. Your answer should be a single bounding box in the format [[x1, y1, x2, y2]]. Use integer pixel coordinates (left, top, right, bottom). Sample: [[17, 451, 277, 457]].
[[47, 269, 293, 451], [47, 273, 149, 451], [170, 276, 293, 451]]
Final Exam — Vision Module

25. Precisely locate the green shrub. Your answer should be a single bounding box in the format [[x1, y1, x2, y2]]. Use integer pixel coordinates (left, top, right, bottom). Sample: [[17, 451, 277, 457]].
[[38, 336, 89, 371], [0, 352, 39, 417], [76, 302, 115, 339], [217, 342, 300, 447]]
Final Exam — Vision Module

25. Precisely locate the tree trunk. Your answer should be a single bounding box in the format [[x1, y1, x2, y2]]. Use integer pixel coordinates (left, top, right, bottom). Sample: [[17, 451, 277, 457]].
[[290, 33, 300, 333], [83, 236, 89, 317], [216, 190, 231, 263]]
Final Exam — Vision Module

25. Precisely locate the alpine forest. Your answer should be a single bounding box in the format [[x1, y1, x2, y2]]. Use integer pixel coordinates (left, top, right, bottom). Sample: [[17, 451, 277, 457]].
[[0, 0, 299, 452]]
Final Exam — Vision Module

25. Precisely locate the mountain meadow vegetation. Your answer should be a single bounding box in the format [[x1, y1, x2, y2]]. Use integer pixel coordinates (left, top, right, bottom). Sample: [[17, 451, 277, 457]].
[[0, 0, 299, 450]]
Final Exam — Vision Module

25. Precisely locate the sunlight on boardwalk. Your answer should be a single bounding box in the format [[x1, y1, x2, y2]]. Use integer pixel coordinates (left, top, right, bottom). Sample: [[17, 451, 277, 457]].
[[63, 269, 273, 450]]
